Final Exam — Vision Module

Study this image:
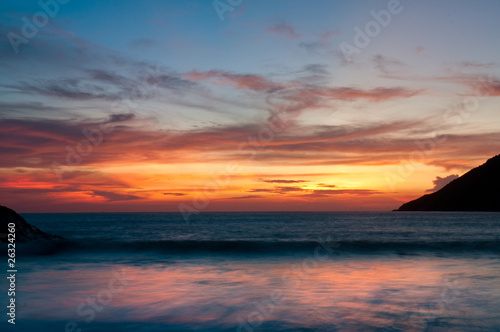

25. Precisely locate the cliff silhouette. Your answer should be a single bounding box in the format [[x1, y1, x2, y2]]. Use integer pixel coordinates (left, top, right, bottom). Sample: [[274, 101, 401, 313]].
[[395, 154, 500, 211], [0, 205, 63, 242]]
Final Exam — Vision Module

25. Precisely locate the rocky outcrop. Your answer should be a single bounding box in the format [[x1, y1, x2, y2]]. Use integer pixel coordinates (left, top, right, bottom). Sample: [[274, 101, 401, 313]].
[[395, 154, 500, 211], [0, 205, 63, 242]]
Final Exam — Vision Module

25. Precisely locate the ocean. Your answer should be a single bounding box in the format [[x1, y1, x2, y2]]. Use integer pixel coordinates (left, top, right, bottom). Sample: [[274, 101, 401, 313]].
[[3, 212, 500, 331]]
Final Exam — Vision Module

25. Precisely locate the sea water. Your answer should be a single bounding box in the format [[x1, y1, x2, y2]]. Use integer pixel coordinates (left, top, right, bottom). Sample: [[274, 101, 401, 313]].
[[2, 212, 500, 331]]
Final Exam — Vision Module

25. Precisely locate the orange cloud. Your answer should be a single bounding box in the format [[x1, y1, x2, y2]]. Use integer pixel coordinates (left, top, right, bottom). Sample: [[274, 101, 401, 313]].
[[2, 115, 499, 172]]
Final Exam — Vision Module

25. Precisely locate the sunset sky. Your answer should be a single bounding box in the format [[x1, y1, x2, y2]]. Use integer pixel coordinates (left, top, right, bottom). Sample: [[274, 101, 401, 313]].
[[1, 0, 499, 212]]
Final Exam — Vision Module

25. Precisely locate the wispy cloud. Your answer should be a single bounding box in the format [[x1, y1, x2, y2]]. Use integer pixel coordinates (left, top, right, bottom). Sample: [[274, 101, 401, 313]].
[[373, 54, 408, 75], [129, 38, 159, 49], [10, 79, 121, 101], [319, 29, 341, 41], [261, 179, 308, 184], [317, 183, 336, 188], [303, 189, 378, 197], [104, 113, 136, 124], [2, 115, 499, 171], [5, 67, 196, 102], [248, 186, 304, 194], [185, 69, 421, 126], [457, 61, 496, 70], [0, 169, 140, 206], [92, 190, 141, 201], [247, 186, 378, 197], [186, 70, 283, 92], [226, 195, 261, 200], [300, 64, 330, 76], [187, 70, 420, 102], [268, 23, 300, 39]]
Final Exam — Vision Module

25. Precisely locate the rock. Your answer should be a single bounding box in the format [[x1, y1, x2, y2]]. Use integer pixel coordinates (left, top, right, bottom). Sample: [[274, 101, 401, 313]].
[[0, 205, 63, 242], [395, 154, 500, 211]]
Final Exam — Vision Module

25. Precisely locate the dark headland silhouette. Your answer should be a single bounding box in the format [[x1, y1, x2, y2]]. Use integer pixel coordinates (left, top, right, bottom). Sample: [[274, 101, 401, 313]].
[[395, 154, 500, 211], [0, 205, 62, 243]]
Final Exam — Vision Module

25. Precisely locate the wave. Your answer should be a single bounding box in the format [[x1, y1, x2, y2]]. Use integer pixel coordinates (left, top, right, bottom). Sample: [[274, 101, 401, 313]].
[[13, 238, 500, 256], [45, 239, 500, 255]]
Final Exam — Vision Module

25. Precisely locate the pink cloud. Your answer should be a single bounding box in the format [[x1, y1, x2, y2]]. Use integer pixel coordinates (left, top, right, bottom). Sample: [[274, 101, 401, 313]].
[[319, 29, 341, 41], [186, 70, 284, 92], [268, 23, 299, 39]]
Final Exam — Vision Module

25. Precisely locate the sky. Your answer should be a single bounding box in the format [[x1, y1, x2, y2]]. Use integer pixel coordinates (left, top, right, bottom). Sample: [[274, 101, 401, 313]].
[[1, 0, 499, 213]]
